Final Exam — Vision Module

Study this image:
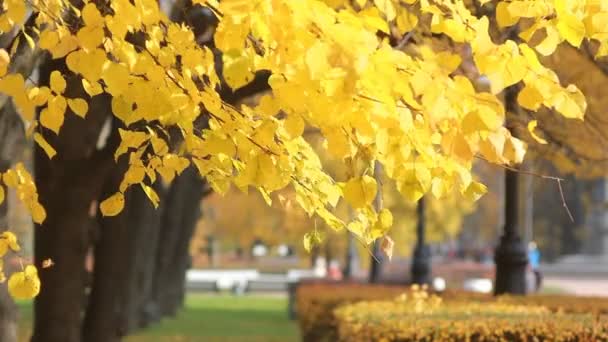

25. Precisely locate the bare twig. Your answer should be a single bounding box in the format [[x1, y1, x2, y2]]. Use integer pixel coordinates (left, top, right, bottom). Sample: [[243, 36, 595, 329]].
[[556, 178, 574, 222], [476, 155, 574, 222], [395, 31, 415, 50]]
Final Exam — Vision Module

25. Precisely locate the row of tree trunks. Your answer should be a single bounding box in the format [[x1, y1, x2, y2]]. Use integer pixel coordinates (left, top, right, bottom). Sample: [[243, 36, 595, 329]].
[[80, 165, 206, 342], [31, 2, 240, 340]]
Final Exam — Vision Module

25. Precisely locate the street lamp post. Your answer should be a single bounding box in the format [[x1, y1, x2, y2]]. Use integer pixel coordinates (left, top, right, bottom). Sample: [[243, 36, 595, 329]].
[[369, 162, 384, 283], [343, 232, 360, 279], [411, 197, 431, 285], [494, 86, 529, 295]]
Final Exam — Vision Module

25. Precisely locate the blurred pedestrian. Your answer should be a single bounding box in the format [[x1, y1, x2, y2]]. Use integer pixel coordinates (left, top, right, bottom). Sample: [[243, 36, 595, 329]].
[[528, 241, 542, 292]]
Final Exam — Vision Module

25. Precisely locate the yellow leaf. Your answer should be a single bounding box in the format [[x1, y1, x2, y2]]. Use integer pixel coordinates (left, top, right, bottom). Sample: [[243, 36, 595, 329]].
[[479, 131, 506, 164], [536, 25, 562, 56], [50, 71, 66, 94], [77, 25, 105, 51], [39, 106, 64, 135], [0, 49, 9, 77], [2, 232, 19, 252], [28, 86, 51, 106], [341, 175, 377, 209], [504, 136, 527, 165], [31, 202, 46, 224], [102, 63, 130, 96], [396, 8, 418, 33], [463, 181, 487, 201], [496, 2, 518, 28], [120, 165, 145, 192], [99, 192, 125, 217], [518, 84, 544, 111], [111, 96, 135, 125], [370, 208, 393, 239], [34, 133, 57, 159], [556, 13, 586, 47], [553, 84, 586, 119], [284, 114, 305, 139], [361, 7, 390, 33], [2, 169, 17, 187], [527, 120, 547, 144], [347, 220, 366, 240], [141, 184, 160, 208], [50, 33, 79, 59], [373, 0, 396, 21], [222, 50, 254, 90], [303, 231, 323, 252], [0, 231, 20, 257], [398, 165, 430, 202], [82, 3, 104, 27], [0, 74, 24, 98], [82, 79, 103, 97], [67, 98, 89, 117], [39, 30, 59, 50], [0, 185, 3, 206], [305, 41, 331, 80], [8, 265, 40, 300]]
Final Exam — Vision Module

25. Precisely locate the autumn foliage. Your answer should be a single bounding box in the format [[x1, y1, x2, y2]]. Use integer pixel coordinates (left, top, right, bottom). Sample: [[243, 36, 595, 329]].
[[0, 0, 605, 299]]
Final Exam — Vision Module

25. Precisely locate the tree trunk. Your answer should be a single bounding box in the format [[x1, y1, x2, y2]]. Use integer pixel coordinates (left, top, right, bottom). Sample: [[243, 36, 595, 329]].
[[152, 167, 205, 317], [0, 102, 25, 342], [81, 157, 130, 342], [82, 178, 167, 341], [83, 165, 206, 340], [32, 59, 113, 342]]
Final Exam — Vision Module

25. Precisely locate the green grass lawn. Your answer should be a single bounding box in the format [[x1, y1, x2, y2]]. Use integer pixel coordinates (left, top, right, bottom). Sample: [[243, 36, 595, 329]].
[[18, 294, 299, 342]]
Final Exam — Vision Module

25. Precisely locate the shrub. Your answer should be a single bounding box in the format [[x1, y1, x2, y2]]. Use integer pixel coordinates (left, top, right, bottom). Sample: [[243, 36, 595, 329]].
[[335, 297, 608, 341], [497, 294, 608, 315], [296, 282, 608, 342], [296, 282, 410, 342]]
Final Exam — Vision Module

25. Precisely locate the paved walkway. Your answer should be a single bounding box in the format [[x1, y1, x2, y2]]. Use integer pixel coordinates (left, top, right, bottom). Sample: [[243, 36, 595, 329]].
[[544, 276, 608, 297]]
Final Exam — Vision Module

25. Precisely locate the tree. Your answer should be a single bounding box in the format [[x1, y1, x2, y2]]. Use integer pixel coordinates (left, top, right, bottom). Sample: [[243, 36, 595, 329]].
[[0, 0, 603, 340]]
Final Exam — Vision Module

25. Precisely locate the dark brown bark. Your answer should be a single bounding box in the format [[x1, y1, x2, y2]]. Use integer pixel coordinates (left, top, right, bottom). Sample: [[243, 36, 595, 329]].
[[32, 58, 113, 342], [152, 167, 206, 317], [83, 165, 206, 340], [120, 182, 167, 333], [80, 157, 130, 342], [82, 169, 169, 341]]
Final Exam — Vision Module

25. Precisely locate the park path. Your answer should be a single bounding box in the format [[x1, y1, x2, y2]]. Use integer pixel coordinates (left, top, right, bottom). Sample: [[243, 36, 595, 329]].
[[543, 276, 608, 297]]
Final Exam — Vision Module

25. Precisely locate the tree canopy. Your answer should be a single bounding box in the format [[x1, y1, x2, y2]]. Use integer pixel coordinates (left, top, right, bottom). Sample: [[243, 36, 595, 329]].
[[0, 0, 605, 300]]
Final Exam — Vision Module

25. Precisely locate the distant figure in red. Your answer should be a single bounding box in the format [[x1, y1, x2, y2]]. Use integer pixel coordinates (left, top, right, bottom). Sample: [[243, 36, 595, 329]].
[[327, 259, 343, 280]]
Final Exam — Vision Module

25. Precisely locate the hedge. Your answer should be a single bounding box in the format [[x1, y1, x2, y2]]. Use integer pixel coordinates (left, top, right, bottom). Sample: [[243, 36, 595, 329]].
[[296, 282, 608, 342], [335, 299, 608, 341], [296, 282, 411, 342]]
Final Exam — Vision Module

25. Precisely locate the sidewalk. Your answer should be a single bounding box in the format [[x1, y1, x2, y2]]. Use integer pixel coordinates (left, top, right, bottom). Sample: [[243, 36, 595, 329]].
[[543, 276, 608, 297]]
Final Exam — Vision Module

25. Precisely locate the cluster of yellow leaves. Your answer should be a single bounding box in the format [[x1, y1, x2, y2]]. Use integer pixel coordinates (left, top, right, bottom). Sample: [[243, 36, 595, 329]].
[[0, 163, 46, 224], [0, 0, 602, 264], [0, 232, 40, 300], [0, 163, 43, 300], [496, 0, 608, 57]]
